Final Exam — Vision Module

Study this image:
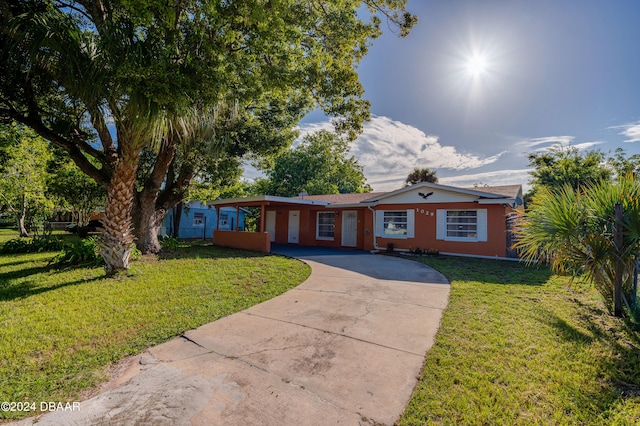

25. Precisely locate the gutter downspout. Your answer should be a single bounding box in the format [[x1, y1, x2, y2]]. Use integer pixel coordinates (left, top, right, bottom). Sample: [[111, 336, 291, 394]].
[[367, 205, 381, 251]]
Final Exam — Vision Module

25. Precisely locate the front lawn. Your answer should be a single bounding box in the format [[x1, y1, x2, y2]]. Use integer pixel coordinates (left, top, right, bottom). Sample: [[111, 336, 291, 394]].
[[0, 236, 310, 421], [400, 256, 640, 425]]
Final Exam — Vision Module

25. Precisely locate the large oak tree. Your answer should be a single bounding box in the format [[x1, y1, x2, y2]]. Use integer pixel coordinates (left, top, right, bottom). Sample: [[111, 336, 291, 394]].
[[0, 0, 416, 274], [260, 130, 371, 197]]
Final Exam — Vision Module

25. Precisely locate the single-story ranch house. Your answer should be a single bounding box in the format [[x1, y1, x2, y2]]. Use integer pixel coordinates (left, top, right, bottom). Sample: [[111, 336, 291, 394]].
[[160, 201, 248, 239], [207, 182, 523, 259]]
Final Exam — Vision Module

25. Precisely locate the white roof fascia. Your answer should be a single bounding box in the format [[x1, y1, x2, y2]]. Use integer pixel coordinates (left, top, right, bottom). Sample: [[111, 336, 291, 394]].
[[207, 195, 330, 206], [362, 182, 506, 203], [477, 198, 514, 205], [219, 206, 252, 214], [324, 202, 378, 209]]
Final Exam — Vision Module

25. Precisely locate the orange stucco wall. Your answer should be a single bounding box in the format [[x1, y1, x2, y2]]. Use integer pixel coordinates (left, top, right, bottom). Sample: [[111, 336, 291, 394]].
[[266, 207, 368, 250], [212, 230, 271, 253], [263, 202, 513, 257], [367, 202, 509, 257]]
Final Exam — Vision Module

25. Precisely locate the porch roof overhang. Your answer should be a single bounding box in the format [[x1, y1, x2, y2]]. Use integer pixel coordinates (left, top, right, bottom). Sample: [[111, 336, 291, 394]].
[[324, 201, 378, 209], [207, 195, 331, 208], [477, 198, 519, 205]]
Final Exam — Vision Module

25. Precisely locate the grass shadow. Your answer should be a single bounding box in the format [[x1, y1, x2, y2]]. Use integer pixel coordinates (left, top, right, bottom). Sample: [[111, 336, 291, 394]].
[[0, 264, 54, 283], [158, 244, 269, 261], [0, 258, 47, 268], [419, 255, 553, 286], [545, 304, 640, 407], [0, 275, 103, 301]]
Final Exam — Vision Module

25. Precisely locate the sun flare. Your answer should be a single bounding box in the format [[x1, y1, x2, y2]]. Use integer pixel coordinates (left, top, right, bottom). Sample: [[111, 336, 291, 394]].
[[466, 54, 488, 76]]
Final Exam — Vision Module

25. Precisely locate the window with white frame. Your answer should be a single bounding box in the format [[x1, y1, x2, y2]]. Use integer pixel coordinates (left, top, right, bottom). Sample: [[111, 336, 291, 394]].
[[316, 212, 335, 240], [375, 209, 415, 239], [193, 212, 204, 226], [436, 209, 487, 242], [219, 213, 229, 227], [446, 210, 477, 239], [383, 211, 408, 236]]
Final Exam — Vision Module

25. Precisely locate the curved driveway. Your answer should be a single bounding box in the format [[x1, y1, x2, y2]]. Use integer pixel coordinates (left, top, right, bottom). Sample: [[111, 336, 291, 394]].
[[17, 248, 449, 426]]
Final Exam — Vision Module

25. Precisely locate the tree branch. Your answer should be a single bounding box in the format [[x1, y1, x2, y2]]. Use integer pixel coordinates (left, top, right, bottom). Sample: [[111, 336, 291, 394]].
[[156, 161, 194, 210], [140, 139, 178, 202], [85, 103, 118, 166], [0, 191, 17, 214], [54, 1, 93, 21]]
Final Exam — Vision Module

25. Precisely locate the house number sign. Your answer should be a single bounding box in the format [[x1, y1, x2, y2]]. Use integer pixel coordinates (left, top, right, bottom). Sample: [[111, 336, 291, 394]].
[[416, 208, 434, 217]]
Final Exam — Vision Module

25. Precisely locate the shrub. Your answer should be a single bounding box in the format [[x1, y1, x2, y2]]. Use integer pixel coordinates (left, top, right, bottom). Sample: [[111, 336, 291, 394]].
[[129, 244, 142, 260], [0, 236, 63, 254], [160, 235, 180, 252], [51, 237, 101, 266]]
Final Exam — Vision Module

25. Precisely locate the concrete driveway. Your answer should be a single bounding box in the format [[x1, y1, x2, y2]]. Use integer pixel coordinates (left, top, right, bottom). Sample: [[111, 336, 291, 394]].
[[15, 248, 449, 426]]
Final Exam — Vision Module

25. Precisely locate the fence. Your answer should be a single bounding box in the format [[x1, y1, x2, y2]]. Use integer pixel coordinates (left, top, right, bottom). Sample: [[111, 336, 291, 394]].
[[631, 258, 640, 321]]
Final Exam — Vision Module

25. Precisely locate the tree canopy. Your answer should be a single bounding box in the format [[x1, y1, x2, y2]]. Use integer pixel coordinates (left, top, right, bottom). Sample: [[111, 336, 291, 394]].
[[262, 130, 371, 197], [405, 167, 438, 186], [0, 0, 416, 274], [526, 144, 611, 198], [0, 123, 53, 236], [47, 145, 106, 226]]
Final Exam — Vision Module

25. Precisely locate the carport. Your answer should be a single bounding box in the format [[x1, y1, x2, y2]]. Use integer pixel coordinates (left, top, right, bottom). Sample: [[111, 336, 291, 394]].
[[207, 196, 330, 253]]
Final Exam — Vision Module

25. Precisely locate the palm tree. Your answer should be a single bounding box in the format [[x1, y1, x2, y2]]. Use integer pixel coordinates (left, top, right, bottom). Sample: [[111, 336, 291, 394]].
[[6, 9, 166, 274], [515, 175, 640, 316], [405, 167, 438, 186]]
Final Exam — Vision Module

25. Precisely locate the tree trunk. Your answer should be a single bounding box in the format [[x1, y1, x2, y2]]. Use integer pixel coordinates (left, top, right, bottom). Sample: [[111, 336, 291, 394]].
[[614, 203, 624, 317], [133, 191, 166, 254], [132, 154, 194, 254], [173, 202, 183, 238], [18, 193, 28, 237], [100, 148, 140, 276]]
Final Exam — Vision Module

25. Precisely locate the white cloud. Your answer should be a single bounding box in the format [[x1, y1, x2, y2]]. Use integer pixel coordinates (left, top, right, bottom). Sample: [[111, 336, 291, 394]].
[[610, 121, 640, 143], [572, 141, 605, 150], [298, 116, 506, 191], [516, 135, 603, 153], [517, 135, 575, 149], [516, 135, 575, 152]]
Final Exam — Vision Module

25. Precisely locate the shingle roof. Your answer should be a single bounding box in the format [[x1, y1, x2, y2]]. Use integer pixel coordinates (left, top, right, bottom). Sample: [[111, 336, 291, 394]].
[[297, 185, 521, 205], [295, 192, 386, 204], [463, 185, 522, 198]]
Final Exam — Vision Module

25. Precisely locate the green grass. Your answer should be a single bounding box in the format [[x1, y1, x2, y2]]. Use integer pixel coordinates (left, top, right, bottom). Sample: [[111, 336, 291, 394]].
[[399, 256, 640, 425], [0, 232, 310, 421]]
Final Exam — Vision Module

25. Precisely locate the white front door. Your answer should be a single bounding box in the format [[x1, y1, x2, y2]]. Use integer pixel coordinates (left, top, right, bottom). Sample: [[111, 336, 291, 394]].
[[288, 210, 300, 244], [265, 210, 276, 242], [341, 210, 358, 247]]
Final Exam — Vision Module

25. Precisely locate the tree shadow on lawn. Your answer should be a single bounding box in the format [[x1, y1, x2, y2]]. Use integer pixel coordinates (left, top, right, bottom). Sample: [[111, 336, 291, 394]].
[[0, 263, 103, 301], [0, 263, 54, 283], [158, 244, 270, 261], [0, 258, 47, 269], [0, 275, 102, 301], [425, 255, 553, 286], [545, 300, 640, 407]]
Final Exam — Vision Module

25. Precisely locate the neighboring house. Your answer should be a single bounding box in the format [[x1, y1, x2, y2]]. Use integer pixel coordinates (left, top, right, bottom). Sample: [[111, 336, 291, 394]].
[[208, 182, 524, 258], [161, 201, 247, 239]]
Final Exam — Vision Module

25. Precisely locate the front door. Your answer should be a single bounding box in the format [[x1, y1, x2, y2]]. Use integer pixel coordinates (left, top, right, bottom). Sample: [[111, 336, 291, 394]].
[[341, 210, 358, 247], [265, 210, 276, 242], [288, 210, 300, 244]]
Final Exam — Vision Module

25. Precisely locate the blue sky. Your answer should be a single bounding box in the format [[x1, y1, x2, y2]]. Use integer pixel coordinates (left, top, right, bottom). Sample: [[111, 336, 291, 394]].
[[294, 0, 640, 192]]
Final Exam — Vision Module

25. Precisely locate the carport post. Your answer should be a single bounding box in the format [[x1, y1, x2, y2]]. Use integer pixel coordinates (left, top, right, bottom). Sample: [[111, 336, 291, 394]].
[[260, 203, 266, 233]]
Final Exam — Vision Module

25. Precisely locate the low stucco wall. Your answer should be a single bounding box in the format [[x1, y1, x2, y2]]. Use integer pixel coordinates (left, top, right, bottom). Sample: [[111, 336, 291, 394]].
[[212, 230, 271, 253]]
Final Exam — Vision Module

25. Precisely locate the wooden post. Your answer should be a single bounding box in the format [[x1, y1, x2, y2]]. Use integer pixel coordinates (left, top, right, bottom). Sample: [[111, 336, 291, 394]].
[[614, 203, 624, 317], [260, 203, 266, 234]]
